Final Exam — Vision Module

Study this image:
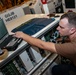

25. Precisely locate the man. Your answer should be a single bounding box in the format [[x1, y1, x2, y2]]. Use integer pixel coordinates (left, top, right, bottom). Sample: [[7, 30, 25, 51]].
[[14, 12, 76, 75]]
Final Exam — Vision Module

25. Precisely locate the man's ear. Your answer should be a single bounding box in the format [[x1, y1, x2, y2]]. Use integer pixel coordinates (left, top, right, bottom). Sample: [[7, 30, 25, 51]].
[[70, 27, 76, 34]]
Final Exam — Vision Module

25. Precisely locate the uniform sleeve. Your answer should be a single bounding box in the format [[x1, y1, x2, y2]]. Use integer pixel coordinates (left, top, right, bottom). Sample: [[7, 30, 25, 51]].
[[55, 42, 76, 58]]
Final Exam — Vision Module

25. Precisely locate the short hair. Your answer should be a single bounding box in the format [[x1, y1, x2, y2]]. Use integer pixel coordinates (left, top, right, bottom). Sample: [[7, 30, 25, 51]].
[[60, 12, 76, 27]]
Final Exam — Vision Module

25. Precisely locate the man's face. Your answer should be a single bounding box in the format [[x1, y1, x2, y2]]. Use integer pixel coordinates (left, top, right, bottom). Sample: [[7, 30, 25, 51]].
[[57, 18, 71, 36]]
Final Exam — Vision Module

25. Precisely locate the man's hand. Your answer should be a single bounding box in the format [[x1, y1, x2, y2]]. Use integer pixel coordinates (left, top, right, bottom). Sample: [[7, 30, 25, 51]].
[[13, 31, 24, 39]]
